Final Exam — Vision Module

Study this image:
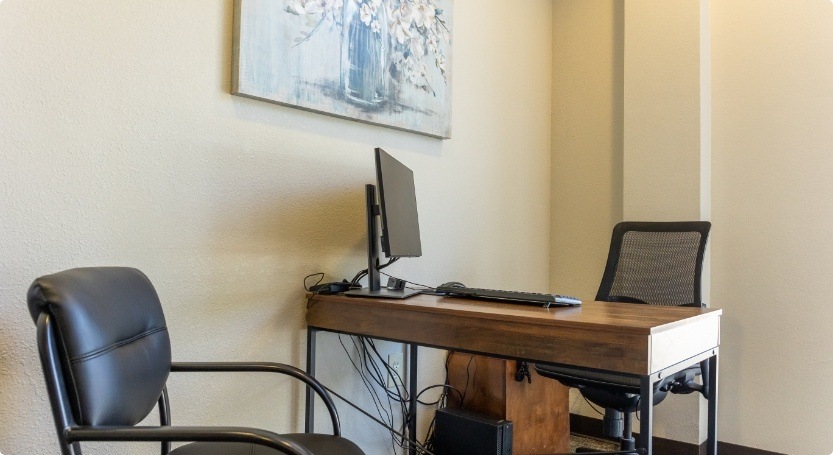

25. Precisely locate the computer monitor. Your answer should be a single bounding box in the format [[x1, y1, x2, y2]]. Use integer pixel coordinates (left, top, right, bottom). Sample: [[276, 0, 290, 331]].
[[376, 148, 422, 258], [345, 148, 422, 299]]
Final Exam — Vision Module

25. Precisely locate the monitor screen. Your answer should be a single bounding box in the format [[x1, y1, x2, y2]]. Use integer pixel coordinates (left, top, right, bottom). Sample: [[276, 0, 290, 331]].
[[375, 148, 422, 258]]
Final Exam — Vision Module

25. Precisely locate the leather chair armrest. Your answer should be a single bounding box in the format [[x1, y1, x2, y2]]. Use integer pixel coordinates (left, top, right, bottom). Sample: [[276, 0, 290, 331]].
[[170, 362, 340, 435], [66, 425, 314, 455]]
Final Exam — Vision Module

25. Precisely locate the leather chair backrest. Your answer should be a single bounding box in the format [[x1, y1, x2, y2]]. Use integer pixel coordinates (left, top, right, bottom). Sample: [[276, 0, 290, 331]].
[[28, 267, 171, 426]]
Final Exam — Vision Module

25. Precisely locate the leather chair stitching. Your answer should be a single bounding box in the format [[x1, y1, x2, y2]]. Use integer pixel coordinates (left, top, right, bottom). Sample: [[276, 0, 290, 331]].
[[70, 326, 167, 364]]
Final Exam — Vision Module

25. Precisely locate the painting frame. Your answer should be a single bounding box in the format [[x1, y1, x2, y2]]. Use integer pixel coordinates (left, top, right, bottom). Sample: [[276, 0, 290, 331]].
[[232, 0, 454, 139]]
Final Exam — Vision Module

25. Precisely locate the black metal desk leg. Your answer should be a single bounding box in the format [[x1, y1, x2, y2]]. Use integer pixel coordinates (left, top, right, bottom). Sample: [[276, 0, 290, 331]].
[[305, 327, 318, 434], [639, 376, 653, 455], [408, 344, 418, 455], [706, 351, 719, 455]]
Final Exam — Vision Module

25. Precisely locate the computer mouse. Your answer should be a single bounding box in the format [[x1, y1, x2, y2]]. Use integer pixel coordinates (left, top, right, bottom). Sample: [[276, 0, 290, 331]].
[[438, 281, 466, 289]]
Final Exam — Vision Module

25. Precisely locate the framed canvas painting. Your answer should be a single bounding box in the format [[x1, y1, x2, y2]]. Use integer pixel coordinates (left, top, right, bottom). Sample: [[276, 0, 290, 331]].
[[232, 0, 454, 139]]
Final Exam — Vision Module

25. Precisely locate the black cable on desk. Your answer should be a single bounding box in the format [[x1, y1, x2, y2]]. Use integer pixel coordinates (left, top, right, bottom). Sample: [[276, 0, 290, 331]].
[[303, 272, 324, 292], [379, 271, 435, 291], [350, 257, 399, 287]]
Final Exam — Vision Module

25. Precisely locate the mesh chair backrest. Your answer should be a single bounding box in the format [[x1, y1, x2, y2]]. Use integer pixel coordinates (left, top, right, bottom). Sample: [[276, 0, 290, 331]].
[[28, 267, 171, 426], [595, 222, 711, 306]]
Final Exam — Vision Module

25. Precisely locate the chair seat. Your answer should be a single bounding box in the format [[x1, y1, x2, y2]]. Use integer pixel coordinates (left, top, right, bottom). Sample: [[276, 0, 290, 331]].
[[169, 434, 365, 455], [535, 364, 642, 392], [535, 363, 702, 410]]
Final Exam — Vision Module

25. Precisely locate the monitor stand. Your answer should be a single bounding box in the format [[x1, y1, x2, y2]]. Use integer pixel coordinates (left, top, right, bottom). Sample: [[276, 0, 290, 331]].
[[344, 184, 420, 300], [344, 287, 422, 299]]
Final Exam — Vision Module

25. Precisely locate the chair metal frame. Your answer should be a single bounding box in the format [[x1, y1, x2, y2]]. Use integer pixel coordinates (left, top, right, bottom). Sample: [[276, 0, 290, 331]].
[[37, 312, 343, 455]]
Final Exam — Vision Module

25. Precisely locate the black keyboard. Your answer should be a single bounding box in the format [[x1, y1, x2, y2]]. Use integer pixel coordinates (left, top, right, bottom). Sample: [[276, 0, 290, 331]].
[[435, 285, 582, 308]]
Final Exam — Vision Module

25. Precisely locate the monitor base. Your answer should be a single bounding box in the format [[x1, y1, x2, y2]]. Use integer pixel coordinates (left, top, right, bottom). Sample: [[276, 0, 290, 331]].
[[344, 288, 421, 299]]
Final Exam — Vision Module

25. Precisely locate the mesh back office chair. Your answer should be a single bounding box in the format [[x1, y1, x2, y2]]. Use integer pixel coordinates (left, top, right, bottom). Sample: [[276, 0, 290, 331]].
[[536, 221, 711, 453], [28, 267, 365, 455]]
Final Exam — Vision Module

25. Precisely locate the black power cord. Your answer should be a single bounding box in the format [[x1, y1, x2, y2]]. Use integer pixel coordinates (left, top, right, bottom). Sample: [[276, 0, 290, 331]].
[[350, 257, 400, 287], [379, 271, 436, 292], [303, 272, 325, 292], [334, 334, 461, 454], [306, 268, 467, 452], [337, 335, 401, 452]]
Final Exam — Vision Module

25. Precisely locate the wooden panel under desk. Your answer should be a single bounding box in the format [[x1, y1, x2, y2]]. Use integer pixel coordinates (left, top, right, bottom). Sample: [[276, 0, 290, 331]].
[[306, 294, 722, 376], [446, 353, 570, 455]]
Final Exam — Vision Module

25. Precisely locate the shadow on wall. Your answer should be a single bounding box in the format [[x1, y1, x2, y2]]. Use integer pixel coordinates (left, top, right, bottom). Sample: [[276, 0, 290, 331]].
[[194, 171, 368, 429], [132, 182, 370, 434], [206, 178, 368, 348]]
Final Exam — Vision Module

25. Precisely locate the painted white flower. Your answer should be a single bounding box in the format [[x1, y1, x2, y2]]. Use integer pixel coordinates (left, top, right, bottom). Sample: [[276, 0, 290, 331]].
[[360, 2, 375, 25], [397, 1, 413, 21], [371, 20, 381, 34], [286, 0, 307, 15], [388, 4, 414, 44], [391, 21, 412, 44], [303, 0, 323, 14], [411, 0, 436, 29]]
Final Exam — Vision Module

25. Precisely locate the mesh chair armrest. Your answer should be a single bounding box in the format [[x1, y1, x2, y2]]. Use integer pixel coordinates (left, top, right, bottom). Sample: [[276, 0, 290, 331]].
[[66, 425, 314, 455], [534, 363, 642, 392], [679, 302, 706, 308], [169, 362, 340, 436]]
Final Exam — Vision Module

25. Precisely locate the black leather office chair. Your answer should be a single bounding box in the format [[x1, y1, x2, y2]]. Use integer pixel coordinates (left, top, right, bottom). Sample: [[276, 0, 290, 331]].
[[536, 221, 711, 453], [28, 266, 365, 455]]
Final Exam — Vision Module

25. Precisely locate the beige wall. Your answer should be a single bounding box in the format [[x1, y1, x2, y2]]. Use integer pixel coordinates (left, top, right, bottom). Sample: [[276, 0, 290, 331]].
[[712, 0, 833, 452], [0, 1, 553, 454], [551, 0, 624, 300], [623, 0, 703, 222]]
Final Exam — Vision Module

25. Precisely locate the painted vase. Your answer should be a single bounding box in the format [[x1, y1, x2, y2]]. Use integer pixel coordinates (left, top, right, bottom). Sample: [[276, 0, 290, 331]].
[[341, 0, 389, 106]]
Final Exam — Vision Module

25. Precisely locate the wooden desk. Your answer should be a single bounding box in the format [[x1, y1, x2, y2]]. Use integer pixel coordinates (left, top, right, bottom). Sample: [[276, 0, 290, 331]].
[[305, 293, 721, 455]]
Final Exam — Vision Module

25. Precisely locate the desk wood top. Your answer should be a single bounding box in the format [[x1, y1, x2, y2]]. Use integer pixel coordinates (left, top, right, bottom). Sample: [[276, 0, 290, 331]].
[[306, 293, 721, 375], [308, 293, 720, 334]]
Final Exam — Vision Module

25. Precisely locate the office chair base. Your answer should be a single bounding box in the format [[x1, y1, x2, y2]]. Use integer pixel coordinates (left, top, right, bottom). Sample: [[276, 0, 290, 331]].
[[603, 409, 624, 438], [618, 436, 636, 451]]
